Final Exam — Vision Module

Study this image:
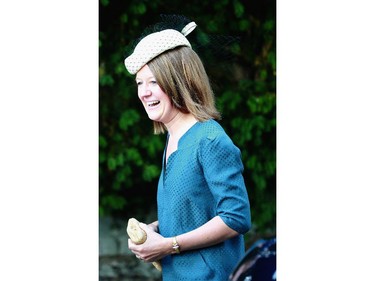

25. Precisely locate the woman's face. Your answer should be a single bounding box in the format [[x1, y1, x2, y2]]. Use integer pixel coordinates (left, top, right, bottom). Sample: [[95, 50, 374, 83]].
[[135, 65, 179, 124]]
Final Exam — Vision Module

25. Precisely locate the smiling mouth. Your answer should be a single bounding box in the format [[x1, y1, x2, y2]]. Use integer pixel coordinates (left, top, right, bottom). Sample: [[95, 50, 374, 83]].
[[147, 101, 160, 107]]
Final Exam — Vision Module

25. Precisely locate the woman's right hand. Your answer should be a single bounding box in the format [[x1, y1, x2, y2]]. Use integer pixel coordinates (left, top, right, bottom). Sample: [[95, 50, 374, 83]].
[[128, 222, 172, 263]]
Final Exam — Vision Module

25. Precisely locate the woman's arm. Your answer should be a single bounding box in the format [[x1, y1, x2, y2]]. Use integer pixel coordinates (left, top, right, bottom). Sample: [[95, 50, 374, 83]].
[[174, 215, 238, 251], [128, 216, 239, 262]]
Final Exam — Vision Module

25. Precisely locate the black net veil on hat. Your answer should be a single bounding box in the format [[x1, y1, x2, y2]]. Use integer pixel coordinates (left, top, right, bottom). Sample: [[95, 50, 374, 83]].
[[130, 14, 194, 49], [126, 14, 240, 68]]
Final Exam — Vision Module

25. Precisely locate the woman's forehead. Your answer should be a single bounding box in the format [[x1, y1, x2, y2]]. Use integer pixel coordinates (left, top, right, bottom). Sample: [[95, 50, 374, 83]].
[[135, 65, 154, 79]]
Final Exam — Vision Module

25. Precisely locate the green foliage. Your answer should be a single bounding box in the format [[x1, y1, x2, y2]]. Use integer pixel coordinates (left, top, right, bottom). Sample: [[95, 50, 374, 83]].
[[99, 0, 276, 236]]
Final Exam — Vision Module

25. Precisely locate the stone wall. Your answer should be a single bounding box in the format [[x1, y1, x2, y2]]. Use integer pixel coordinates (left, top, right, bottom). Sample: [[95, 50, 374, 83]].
[[99, 216, 162, 281]]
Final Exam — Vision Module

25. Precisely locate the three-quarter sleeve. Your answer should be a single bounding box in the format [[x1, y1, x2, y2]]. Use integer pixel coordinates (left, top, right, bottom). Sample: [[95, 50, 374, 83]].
[[199, 132, 251, 234]]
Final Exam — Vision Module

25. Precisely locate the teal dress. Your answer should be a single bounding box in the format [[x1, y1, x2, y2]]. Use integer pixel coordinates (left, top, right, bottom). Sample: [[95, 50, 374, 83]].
[[157, 119, 251, 281]]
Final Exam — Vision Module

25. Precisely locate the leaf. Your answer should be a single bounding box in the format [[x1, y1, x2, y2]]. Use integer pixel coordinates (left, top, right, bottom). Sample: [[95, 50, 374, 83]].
[[233, 0, 245, 18], [99, 74, 114, 87], [107, 157, 117, 170], [100, 0, 110, 7], [119, 109, 140, 130], [143, 164, 160, 182], [99, 135, 107, 148], [102, 195, 127, 210]]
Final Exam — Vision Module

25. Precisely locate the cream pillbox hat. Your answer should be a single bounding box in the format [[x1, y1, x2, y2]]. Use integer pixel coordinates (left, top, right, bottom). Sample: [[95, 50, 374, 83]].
[[124, 21, 197, 75]]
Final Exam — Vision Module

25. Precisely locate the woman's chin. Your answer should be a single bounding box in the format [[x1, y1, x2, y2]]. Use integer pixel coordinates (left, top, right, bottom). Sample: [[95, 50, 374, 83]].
[[147, 113, 162, 123]]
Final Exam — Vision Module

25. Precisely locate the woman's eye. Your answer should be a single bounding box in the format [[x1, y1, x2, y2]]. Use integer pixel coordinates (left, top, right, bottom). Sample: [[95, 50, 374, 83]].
[[150, 80, 158, 85], [136, 81, 142, 86]]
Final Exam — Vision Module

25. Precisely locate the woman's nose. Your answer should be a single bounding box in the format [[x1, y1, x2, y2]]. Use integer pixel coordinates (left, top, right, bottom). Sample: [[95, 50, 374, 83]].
[[138, 87, 152, 98]]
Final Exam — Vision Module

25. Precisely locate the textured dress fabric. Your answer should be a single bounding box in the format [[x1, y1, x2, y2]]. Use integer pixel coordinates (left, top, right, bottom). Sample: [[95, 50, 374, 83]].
[[157, 119, 251, 281]]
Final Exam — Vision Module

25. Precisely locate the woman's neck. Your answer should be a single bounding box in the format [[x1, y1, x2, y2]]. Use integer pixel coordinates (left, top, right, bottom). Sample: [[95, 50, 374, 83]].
[[165, 112, 197, 139]]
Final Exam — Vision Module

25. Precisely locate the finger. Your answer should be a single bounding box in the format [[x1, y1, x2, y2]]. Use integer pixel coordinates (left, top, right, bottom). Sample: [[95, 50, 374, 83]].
[[139, 222, 149, 231], [137, 256, 146, 262], [139, 223, 155, 236]]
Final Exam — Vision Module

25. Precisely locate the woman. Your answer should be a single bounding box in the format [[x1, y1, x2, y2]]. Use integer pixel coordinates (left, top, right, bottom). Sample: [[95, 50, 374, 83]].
[[124, 15, 251, 280]]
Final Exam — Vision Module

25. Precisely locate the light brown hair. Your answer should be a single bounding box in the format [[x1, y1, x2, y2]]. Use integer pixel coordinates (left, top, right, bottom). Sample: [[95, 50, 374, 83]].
[[148, 46, 221, 134]]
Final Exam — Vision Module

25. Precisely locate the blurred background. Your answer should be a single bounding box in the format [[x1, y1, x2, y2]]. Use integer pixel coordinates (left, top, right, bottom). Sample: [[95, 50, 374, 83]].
[[99, 0, 275, 280]]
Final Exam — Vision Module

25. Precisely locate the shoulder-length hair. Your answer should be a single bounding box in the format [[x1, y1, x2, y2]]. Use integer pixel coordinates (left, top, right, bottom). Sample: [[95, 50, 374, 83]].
[[148, 46, 221, 134]]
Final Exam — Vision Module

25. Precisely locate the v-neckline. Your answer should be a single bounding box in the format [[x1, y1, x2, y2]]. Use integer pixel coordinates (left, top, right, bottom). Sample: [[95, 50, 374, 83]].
[[164, 134, 176, 166], [164, 121, 199, 167]]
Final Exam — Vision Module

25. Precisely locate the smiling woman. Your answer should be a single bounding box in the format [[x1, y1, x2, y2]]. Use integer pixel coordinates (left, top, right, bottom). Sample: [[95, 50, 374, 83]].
[[122, 14, 252, 281], [135, 65, 180, 125], [100, 4, 277, 280]]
